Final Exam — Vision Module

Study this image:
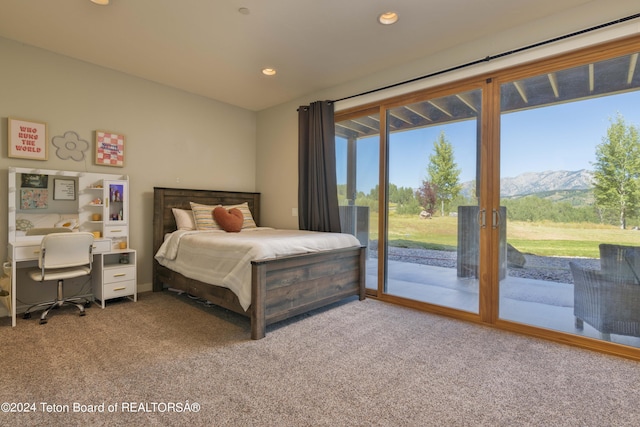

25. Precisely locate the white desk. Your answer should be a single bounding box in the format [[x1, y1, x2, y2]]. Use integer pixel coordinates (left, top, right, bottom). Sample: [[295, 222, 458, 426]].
[[6, 236, 136, 326]]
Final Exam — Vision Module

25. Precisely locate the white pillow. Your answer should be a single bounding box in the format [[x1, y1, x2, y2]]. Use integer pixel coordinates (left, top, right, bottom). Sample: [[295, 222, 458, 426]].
[[17, 213, 61, 229], [188, 201, 257, 230], [189, 202, 222, 230], [172, 208, 196, 231], [223, 202, 257, 229], [55, 218, 78, 229]]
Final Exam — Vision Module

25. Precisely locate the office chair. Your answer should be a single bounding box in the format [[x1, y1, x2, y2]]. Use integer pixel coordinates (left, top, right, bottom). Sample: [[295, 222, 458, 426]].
[[23, 232, 94, 324], [25, 227, 73, 236]]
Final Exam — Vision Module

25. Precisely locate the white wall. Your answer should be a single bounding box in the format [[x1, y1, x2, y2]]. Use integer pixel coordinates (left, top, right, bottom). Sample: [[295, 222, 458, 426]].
[[0, 0, 638, 302], [0, 37, 257, 294], [255, 1, 640, 228]]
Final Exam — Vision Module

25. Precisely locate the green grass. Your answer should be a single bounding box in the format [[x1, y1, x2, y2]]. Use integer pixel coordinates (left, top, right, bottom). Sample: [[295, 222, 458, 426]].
[[506, 239, 601, 257], [372, 212, 639, 258]]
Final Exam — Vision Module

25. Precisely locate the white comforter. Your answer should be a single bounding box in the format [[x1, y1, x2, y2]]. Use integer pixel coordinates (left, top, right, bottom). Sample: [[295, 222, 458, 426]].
[[154, 227, 360, 310]]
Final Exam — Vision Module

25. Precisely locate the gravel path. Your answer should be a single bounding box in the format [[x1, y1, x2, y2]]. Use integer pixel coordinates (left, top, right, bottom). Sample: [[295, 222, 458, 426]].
[[373, 245, 600, 284]]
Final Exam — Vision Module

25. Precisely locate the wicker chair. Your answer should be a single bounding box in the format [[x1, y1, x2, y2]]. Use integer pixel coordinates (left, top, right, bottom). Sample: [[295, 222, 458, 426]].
[[599, 244, 640, 283], [570, 261, 640, 340]]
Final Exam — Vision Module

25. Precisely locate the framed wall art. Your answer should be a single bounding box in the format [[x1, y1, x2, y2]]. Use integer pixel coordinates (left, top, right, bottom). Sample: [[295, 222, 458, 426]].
[[20, 173, 48, 189], [95, 130, 125, 167], [21, 189, 48, 210], [8, 117, 48, 161], [53, 178, 76, 200]]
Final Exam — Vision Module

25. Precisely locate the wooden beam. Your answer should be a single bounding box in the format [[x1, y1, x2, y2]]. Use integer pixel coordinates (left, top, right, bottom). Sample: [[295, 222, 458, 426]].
[[628, 53, 638, 85], [547, 73, 559, 98], [456, 93, 478, 113], [428, 99, 453, 117], [513, 81, 528, 103]]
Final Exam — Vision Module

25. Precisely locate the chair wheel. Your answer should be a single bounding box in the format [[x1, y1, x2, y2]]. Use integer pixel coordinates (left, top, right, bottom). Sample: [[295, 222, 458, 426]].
[[84, 301, 92, 308], [39, 319, 47, 325], [79, 311, 86, 317], [23, 312, 31, 319]]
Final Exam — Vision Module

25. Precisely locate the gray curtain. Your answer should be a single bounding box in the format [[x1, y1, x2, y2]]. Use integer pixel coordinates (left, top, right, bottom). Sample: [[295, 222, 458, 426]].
[[298, 100, 341, 232]]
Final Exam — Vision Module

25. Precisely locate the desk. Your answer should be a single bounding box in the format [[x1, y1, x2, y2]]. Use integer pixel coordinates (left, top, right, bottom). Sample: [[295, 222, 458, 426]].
[[6, 236, 136, 326]]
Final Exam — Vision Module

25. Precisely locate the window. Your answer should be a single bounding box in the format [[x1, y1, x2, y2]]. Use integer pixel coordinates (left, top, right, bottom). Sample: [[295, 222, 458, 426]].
[[336, 35, 640, 356], [498, 50, 640, 346]]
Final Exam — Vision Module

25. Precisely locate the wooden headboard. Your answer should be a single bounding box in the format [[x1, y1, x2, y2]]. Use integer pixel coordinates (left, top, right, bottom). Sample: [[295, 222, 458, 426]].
[[152, 187, 261, 256]]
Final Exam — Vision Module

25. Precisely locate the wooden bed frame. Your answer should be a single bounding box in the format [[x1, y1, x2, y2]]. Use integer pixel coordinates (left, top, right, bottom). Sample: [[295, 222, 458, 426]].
[[152, 187, 365, 339]]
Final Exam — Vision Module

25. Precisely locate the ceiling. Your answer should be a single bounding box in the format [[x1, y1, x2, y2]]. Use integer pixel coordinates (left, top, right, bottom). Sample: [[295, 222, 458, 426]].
[[0, 0, 597, 111]]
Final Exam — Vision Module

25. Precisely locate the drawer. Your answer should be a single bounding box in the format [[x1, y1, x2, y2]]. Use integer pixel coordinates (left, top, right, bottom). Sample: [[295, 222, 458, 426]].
[[103, 227, 128, 238], [103, 280, 136, 299], [14, 245, 41, 261], [92, 239, 111, 254], [103, 265, 136, 284]]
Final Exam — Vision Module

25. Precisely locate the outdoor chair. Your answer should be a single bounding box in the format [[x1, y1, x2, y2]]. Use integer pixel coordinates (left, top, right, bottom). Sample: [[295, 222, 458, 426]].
[[569, 261, 640, 340], [599, 243, 640, 283]]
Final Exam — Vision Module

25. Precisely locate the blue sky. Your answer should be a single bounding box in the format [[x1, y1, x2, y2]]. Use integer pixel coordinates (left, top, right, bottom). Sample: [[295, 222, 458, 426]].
[[337, 91, 640, 192]]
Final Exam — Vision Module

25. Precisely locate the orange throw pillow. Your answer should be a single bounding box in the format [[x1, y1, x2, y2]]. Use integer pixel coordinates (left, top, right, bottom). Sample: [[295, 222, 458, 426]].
[[213, 207, 244, 232]]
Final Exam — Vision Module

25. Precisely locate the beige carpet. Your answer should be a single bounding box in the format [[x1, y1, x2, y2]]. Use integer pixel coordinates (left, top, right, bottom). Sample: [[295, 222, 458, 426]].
[[1, 291, 640, 426]]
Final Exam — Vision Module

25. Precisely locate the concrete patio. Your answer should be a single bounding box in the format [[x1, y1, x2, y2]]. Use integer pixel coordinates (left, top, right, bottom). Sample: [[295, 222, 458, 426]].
[[368, 259, 640, 348]]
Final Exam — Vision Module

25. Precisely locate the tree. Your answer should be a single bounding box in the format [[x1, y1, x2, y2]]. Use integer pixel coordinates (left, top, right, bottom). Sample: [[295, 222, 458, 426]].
[[427, 131, 462, 216], [416, 180, 438, 216], [592, 113, 640, 229], [367, 185, 379, 200], [388, 184, 415, 205]]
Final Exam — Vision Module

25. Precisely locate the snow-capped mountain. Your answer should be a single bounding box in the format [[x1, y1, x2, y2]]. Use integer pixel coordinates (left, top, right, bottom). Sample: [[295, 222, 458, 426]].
[[499, 169, 593, 196]]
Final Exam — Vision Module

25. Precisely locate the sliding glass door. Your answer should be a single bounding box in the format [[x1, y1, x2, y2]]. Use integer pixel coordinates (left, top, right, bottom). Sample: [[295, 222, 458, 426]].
[[335, 109, 380, 292], [384, 89, 483, 312], [498, 50, 640, 347], [336, 88, 485, 311], [335, 36, 640, 355]]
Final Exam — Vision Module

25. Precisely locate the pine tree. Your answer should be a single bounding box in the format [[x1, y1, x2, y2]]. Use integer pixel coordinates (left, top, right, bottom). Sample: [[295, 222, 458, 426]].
[[427, 131, 461, 217]]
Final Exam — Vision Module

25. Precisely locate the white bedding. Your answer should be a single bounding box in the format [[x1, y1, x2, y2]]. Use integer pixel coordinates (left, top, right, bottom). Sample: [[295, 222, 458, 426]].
[[154, 227, 361, 310], [15, 213, 79, 236]]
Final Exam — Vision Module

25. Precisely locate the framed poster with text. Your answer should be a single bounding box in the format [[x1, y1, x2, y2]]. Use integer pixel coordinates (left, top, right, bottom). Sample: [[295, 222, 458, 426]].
[[95, 130, 125, 167], [53, 178, 76, 200], [8, 117, 48, 160]]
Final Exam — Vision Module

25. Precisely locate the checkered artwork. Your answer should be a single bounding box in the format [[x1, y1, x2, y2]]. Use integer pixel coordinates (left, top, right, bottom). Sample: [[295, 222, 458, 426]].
[[95, 131, 125, 167]]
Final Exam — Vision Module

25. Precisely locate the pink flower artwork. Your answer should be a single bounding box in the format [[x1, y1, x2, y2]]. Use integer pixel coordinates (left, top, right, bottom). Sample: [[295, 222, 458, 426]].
[[21, 189, 48, 209]]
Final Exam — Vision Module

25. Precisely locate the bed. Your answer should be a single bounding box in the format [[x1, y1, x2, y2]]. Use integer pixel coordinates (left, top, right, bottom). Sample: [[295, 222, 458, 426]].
[[152, 187, 366, 339]]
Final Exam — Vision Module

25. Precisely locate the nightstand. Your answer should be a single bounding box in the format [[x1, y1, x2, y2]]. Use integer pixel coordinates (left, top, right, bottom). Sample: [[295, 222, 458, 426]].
[[92, 249, 137, 308]]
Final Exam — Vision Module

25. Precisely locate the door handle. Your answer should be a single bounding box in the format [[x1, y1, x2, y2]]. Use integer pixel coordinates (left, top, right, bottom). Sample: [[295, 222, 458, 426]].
[[492, 209, 501, 229], [477, 208, 486, 229]]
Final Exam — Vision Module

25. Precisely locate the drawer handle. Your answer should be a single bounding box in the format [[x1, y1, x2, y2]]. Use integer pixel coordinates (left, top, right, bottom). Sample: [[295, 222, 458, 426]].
[[113, 287, 126, 291], [113, 273, 127, 278], [110, 229, 124, 233], [33, 249, 41, 254]]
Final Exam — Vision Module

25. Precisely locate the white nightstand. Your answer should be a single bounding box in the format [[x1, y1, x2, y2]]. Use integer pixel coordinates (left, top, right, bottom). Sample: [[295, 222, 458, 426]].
[[92, 249, 137, 308]]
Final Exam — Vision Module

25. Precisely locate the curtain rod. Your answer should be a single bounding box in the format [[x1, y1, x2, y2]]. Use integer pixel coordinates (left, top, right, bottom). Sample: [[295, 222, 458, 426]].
[[331, 13, 640, 104]]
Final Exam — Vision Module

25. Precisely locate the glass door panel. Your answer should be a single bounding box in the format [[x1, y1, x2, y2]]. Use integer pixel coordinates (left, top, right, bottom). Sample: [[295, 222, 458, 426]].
[[336, 113, 380, 291], [498, 51, 640, 347], [385, 89, 482, 313], [105, 180, 127, 225]]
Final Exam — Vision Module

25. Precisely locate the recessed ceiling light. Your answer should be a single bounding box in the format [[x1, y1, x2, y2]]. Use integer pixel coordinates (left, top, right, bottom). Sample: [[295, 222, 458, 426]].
[[238, 7, 250, 15], [90, 0, 110, 5], [378, 12, 398, 25], [262, 68, 276, 76]]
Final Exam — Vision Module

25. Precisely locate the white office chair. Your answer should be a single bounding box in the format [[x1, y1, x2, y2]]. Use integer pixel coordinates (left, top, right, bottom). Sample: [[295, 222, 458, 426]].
[[23, 232, 94, 324], [25, 227, 73, 236]]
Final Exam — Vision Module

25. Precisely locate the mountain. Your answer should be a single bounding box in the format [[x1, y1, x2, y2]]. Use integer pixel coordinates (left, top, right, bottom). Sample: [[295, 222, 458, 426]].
[[459, 169, 594, 200], [499, 169, 593, 197]]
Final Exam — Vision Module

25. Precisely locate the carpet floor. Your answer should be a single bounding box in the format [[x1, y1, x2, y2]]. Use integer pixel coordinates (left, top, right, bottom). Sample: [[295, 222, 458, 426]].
[[1, 291, 639, 426]]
